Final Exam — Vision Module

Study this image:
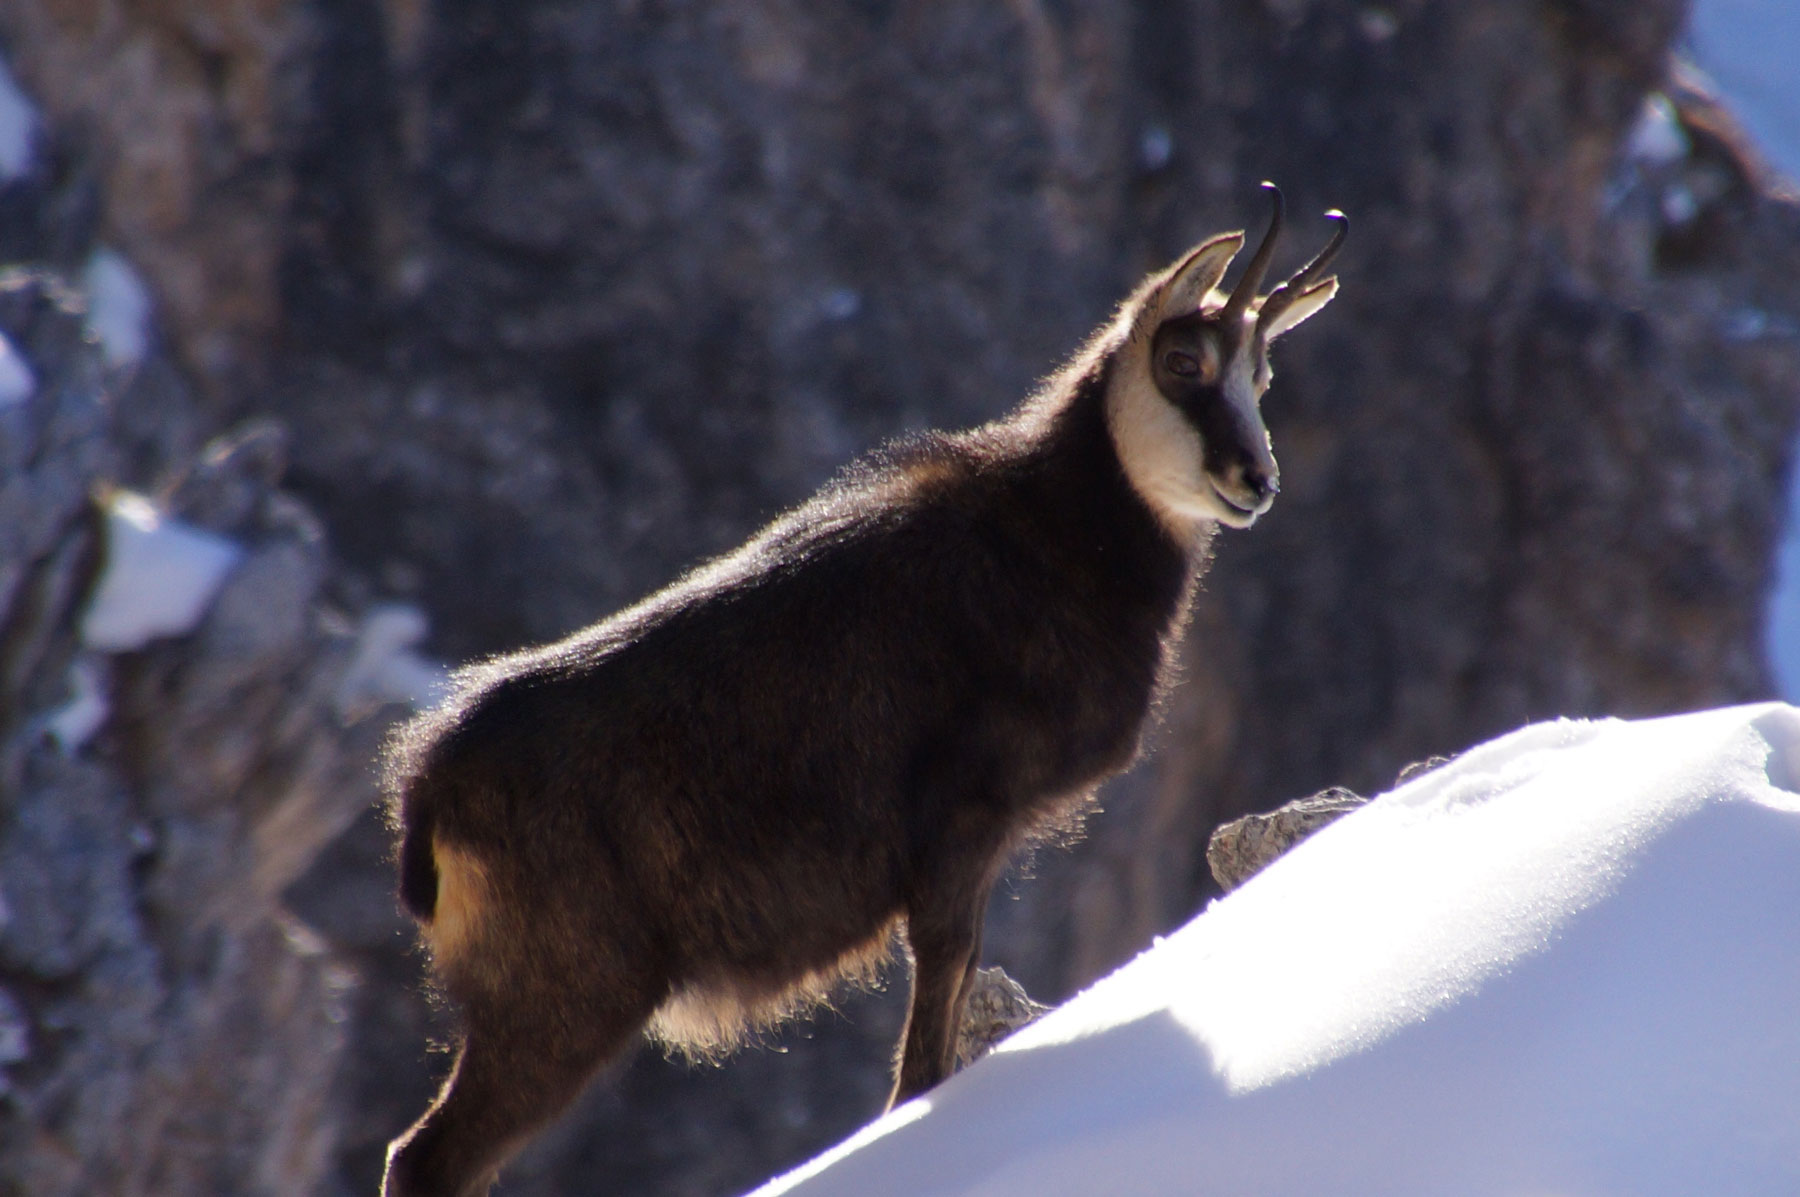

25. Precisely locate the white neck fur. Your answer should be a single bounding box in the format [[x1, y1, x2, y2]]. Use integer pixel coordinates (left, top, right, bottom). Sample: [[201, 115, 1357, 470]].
[[1101, 323, 1235, 542]]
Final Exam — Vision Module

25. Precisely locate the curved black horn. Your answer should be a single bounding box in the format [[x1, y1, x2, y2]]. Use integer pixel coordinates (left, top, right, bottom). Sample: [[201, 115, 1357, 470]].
[[1289, 209, 1348, 290], [1219, 181, 1284, 327], [1255, 209, 1349, 339]]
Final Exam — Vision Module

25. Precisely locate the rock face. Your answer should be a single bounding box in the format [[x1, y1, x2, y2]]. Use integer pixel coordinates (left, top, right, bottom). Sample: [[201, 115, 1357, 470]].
[[0, 257, 393, 1190], [3, 0, 1800, 1194]]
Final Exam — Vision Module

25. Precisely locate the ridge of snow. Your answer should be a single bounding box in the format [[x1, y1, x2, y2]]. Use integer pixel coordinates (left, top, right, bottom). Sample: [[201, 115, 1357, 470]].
[[761, 704, 1800, 1197]]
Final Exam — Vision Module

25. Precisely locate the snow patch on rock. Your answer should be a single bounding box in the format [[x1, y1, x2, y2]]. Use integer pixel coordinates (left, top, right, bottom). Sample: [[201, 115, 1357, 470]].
[[333, 603, 447, 716], [0, 59, 38, 183], [82, 491, 243, 652], [41, 657, 110, 755], [0, 332, 34, 407], [82, 249, 152, 369]]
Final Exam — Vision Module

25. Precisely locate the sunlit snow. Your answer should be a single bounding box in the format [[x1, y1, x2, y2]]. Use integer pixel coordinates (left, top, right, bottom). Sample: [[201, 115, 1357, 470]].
[[759, 704, 1800, 1197], [81, 491, 243, 652]]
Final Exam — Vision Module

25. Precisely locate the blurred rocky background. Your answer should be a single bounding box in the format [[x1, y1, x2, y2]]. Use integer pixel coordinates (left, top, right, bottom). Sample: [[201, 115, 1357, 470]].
[[2, 0, 1798, 1193]]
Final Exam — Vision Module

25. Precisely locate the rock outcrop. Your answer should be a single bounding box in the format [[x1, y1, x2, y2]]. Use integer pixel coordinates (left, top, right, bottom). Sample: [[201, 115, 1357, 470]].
[[1207, 786, 1369, 892]]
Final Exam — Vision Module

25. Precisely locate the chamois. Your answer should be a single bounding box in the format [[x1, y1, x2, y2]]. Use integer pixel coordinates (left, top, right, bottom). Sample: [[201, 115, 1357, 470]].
[[381, 185, 1345, 1197]]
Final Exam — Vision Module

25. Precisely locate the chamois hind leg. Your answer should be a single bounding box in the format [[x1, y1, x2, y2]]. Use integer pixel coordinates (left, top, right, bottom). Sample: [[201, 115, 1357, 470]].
[[383, 979, 659, 1197], [382, 837, 664, 1197], [891, 884, 990, 1106]]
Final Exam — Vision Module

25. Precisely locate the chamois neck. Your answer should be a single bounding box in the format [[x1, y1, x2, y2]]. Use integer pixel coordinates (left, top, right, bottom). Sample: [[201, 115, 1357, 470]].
[[1001, 358, 1211, 597]]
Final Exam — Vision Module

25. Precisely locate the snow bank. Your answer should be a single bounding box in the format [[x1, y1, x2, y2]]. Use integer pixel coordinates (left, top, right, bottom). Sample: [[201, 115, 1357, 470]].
[[760, 705, 1800, 1197]]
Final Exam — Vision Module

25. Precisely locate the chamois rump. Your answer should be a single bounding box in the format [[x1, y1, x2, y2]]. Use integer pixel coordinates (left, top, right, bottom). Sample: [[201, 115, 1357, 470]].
[[382, 186, 1345, 1197]]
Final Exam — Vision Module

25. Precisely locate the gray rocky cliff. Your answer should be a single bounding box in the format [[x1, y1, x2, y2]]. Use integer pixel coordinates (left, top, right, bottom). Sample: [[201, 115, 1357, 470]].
[[0, 262, 394, 1190], [2, 1, 1799, 1193]]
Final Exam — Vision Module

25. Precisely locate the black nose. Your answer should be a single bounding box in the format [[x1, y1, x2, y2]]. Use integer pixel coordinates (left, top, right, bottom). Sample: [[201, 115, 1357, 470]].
[[1246, 469, 1280, 502]]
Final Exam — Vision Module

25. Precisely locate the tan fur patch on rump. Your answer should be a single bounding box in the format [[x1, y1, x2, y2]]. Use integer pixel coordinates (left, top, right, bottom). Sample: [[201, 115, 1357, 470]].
[[427, 836, 492, 966]]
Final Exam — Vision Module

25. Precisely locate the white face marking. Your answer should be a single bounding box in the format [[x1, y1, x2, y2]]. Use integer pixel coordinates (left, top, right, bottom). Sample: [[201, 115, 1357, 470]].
[[1105, 311, 1272, 536]]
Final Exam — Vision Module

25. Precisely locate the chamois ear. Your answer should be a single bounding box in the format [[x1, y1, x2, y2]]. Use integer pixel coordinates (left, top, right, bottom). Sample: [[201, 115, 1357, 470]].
[[1259, 275, 1339, 341], [1153, 231, 1244, 322]]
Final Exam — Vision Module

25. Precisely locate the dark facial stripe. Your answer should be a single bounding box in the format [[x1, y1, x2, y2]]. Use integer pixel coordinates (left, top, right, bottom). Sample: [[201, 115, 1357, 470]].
[[1179, 389, 1262, 479]]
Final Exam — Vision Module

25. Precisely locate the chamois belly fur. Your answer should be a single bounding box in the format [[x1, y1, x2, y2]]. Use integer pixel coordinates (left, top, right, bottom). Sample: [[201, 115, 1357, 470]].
[[647, 921, 901, 1060]]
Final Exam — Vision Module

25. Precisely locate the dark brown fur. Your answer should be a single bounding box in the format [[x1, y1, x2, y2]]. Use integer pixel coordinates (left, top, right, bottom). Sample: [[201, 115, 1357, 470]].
[[381, 208, 1341, 1195]]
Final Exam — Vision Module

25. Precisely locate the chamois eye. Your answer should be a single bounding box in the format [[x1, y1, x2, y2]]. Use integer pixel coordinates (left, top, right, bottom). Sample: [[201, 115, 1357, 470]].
[[1164, 351, 1200, 377]]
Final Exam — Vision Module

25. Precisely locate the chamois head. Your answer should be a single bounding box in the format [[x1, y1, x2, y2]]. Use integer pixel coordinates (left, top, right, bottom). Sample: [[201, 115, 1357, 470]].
[[1116, 183, 1346, 531]]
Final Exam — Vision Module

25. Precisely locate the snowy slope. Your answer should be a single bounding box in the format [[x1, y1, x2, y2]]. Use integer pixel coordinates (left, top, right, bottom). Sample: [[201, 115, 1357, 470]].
[[757, 705, 1800, 1196]]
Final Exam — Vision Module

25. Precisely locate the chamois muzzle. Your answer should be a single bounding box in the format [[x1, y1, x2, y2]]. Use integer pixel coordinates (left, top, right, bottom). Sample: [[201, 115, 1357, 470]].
[[1205, 184, 1347, 528]]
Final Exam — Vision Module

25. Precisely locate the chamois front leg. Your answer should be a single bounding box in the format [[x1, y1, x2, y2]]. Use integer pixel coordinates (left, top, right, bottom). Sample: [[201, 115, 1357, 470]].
[[892, 889, 989, 1106]]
